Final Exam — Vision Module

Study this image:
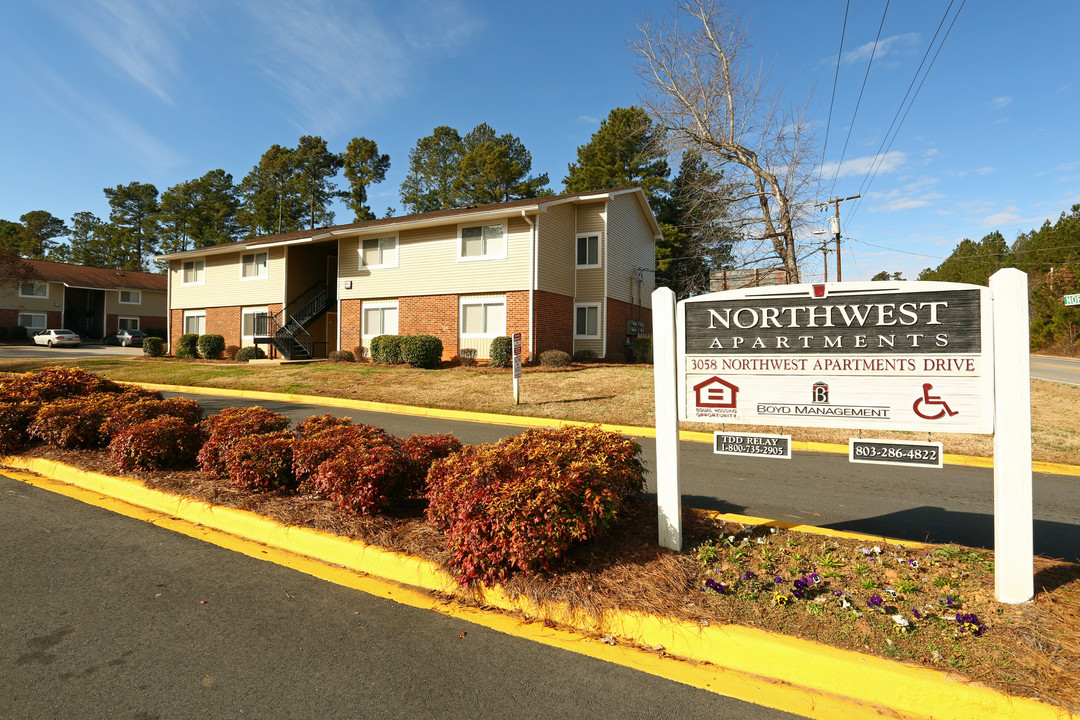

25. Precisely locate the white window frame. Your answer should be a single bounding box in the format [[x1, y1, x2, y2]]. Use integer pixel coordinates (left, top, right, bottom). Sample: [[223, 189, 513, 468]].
[[119, 289, 141, 305], [361, 301, 399, 341], [240, 252, 268, 280], [457, 221, 507, 262], [360, 236, 398, 269], [576, 233, 602, 268], [182, 310, 206, 335], [241, 307, 268, 347], [18, 313, 47, 331], [19, 282, 48, 299], [459, 298, 506, 338], [574, 303, 601, 339], [118, 317, 140, 331], [181, 259, 205, 286]]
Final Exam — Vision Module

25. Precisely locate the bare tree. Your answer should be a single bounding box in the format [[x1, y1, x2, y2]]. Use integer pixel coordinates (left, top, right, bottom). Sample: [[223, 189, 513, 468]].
[[631, 0, 819, 283]]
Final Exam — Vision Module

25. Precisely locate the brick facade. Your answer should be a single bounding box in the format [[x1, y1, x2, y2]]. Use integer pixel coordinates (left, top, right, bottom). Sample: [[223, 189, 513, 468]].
[[533, 290, 574, 356], [0, 309, 62, 332], [505, 290, 531, 361], [606, 297, 652, 360], [399, 294, 460, 359]]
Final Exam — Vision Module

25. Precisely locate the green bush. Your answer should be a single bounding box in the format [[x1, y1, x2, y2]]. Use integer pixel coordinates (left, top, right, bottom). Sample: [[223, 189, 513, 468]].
[[0, 326, 8, 341], [425, 426, 645, 587], [539, 349, 571, 368], [224, 344, 241, 360], [227, 431, 296, 492], [12, 326, 28, 341], [632, 336, 652, 364], [370, 335, 403, 364], [235, 345, 266, 362], [488, 336, 512, 367], [142, 337, 166, 357], [176, 333, 199, 359], [328, 350, 355, 363], [572, 349, 598, 364], [197, 406, 290, 480], [197, 334, 226, 359], [400, 334, 443, 369], [109, 416, 203, 471]]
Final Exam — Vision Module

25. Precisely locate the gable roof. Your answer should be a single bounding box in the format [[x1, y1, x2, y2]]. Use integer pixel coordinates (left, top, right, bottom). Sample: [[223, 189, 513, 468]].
[[154, 187, 662, 261], [16, 259, 166, 292]]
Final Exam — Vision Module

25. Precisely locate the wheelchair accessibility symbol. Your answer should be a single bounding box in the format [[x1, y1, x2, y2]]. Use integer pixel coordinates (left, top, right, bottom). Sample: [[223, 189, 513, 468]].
[[913, 383, 959, 420]]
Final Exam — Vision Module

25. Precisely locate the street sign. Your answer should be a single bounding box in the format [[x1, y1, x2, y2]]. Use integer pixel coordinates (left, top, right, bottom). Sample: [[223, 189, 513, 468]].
[[511, 332, 523, 402], [677, 281, 995, 434], [513, 355, 522, 379], [713, 431, 791, 459], [512, 332, 523, 356], [1064, 294, 1080, 307], [849, 438, 943, 468]]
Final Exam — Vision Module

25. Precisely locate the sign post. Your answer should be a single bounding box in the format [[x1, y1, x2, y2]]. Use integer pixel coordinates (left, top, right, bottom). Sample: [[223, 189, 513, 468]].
[[652, 288, 682, 551], [511, 332, 523, 405]]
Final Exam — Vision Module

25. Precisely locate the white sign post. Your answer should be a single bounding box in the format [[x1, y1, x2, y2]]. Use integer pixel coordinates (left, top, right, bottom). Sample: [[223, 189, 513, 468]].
[[653, 275, 1035, 603], [511, 332, 523, 405]]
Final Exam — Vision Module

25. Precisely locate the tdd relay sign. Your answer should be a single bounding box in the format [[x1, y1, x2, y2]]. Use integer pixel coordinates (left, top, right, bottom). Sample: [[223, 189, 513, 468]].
[[676, 282, 994, 433]]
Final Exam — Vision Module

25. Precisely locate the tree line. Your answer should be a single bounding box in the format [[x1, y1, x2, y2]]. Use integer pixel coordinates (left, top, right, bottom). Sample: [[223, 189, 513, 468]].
[[916, 205, 1080, 352]]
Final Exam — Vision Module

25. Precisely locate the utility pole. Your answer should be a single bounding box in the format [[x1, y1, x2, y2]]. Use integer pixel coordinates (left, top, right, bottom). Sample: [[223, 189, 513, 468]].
[[815, 194, 860, 281]]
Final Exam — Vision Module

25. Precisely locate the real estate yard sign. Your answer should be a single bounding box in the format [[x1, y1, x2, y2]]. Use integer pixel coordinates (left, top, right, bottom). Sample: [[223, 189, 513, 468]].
[[653, 272, 1034, 603]]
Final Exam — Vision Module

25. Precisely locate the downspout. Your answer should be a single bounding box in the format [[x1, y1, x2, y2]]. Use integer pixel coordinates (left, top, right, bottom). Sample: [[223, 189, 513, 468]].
[[521, 210, 535, 361], [165, 264, 172, 353]]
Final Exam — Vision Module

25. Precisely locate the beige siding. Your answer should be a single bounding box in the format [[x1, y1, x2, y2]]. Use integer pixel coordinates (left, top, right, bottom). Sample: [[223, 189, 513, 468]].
[[339, 216, 530, 301], [535, 203, 575, 296], [0, 281, 61, 312], [606, 192, 657, 308], [170, 247, 285, 309], [576, 202, 606, 235], [106, 289, 167, 316]]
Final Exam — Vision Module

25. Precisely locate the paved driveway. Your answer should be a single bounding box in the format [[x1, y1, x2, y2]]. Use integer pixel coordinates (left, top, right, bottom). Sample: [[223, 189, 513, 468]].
[[0, 343, 143, 359]]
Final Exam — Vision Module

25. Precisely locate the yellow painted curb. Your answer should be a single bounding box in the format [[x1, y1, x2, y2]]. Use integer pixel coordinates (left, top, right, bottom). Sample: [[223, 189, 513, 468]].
[[130, 381, 1080, 477], [4, 456, 1067, 720]]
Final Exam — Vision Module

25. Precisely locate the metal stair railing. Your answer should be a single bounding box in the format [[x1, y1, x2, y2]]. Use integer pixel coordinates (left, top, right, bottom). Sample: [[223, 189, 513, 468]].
[[252, 280, 328, 360]]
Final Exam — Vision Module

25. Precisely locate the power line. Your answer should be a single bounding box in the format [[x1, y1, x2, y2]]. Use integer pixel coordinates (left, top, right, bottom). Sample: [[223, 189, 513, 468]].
[[817, 0, 851, 184], [829, 0, 891, 193]]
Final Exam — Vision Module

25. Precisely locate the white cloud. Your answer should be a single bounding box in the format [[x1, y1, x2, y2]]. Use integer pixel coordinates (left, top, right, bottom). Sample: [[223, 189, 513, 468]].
[[840, 33, 920, 66], [979, 208, 1021, 228], [820, 151, 907, 180], [244, 0, 481, 132], [578, 115, 600, 125], [988, 96, 1012, 109], [48, 0, 187, 104]]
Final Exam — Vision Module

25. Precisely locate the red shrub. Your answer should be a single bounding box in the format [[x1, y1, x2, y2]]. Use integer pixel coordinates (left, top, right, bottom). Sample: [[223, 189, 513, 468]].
[[110, 416, 204, 471], [425, 426, 645, 586], [308, 441, 410, 515], [227, 431, 296, 492], [397, 433, 463, 494], [0, 403, 39, 454], [102, 397, 205, 438], [0, 366, 123, 404], [28, 393, 123, 449], [294, 413, 355, 438], [292, 421, 394, 487], [197, 406, 290, 480]]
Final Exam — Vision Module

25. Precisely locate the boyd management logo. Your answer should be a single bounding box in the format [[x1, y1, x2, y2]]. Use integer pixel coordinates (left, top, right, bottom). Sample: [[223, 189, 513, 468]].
[[812, 381, 829, 404]]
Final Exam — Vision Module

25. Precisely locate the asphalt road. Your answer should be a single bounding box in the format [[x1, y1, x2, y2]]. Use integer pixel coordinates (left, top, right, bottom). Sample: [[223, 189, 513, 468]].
[[0, 343, 142, 360], [175, 392, 1080, 562], [1031, 354, 1080, 386], [0, 475, 801, 720]]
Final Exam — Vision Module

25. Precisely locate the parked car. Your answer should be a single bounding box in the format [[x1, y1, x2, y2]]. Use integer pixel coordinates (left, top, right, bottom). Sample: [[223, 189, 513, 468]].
[[32, 329, 81, 347], [104, 329, 147, 347]]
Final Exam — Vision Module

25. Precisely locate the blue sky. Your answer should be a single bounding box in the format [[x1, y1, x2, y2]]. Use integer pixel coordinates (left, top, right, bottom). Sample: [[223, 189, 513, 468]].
[[2, 0, 1077, 281]]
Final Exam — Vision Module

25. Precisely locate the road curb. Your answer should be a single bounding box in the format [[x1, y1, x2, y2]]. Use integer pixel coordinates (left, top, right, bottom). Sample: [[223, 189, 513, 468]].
[[131, 381, 1080, 477], [4, 455, 1067, 720]]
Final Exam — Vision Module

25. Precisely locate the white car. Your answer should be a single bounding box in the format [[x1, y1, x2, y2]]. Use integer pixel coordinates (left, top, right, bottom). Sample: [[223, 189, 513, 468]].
[[32, 329, 81, 347]]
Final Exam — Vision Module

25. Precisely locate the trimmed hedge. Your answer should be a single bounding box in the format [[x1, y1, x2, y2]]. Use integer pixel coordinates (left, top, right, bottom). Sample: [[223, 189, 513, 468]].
[[632, 336, 652, 364], [29, 393, 122, 449], [12, 326, 28, 341], [0, 403, 38, 454], [370, 335, 402, 364], [488, 336, 512, 368], [102, 397, 205, 438], [0, 366, 123, 404], [308, 442, 410, 515], [142, 337, 166, 357], [539, 349, 571, 368], [227, 431, 295, 491], [197, 406, 290, 480], [328, 350, 355, 363], [235, 345, 266, 362], [110, 416, 203, 471], [400, 334, 443, 369], [176, 333, 199, 359], [572, 349, 598, 364], [426, 426, 645, 587], [197, 334, 226, 359], [397, 433, 463, 495]]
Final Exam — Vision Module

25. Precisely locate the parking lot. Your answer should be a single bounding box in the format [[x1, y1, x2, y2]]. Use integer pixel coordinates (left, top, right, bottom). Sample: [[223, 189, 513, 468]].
[[0, 342, 144, 359]]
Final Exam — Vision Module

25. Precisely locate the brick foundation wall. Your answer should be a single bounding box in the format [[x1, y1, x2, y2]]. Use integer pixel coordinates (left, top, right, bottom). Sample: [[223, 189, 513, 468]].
[[0, 309, 62, 333], [606, 297, 652, 360], [533, 290, 574, 356], [506, 290, 531, 361], [340, 299, 362, 356], [399, 294, 459, 359]]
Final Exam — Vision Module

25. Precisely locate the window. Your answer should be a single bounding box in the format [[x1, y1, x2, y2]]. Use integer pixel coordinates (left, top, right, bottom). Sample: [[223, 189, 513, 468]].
[[362, 302, 398, 338], [459, 223, 505, 260], [118, 317, 139, 331], [183, 311, 206, 335], [361, 237, 397, 268], [18, 313, 47, 330], [119, 290, 141, 304], [241, 252, 268, 279], [241, 307, 268, 344], [575, 304, 600, 338], [576, 234, 600, 268], [19, 282, 47, 298], [460, 300, 506, 337], [182, 259, 205, 285]]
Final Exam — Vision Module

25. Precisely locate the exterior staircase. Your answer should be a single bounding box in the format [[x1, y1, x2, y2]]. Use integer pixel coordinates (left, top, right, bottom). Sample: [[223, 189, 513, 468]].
[[254, 282, 329, 360]]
